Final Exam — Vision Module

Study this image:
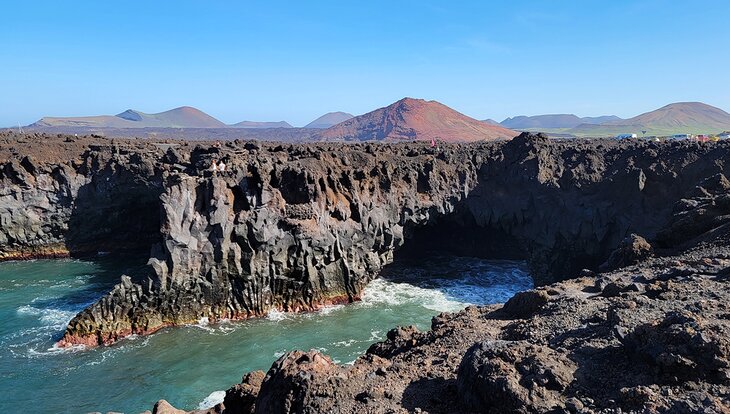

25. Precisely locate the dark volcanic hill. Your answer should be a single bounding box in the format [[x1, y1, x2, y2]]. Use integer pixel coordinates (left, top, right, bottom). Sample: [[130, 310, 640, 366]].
[[305, 112, 354, 129], [31, 106, 227, 129], [501, 114, 621, 129], [569, 102, 730, 136], [316, 98, 516, 142], [230, 121, 293, 129]]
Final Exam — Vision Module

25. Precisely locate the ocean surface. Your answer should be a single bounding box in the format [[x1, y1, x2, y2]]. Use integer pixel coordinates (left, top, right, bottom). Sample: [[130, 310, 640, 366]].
[[0, 255, 532, 413]]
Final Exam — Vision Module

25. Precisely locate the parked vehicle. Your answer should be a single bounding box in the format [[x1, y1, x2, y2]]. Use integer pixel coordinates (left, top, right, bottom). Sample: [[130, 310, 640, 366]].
[[616, 133, 637, 139], [696, 134, 710, 142], [668, 134, 693, 140]]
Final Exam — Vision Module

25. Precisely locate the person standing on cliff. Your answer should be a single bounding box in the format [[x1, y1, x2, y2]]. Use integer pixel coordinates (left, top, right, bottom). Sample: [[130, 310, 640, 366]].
[[210, 159, 219, 174]]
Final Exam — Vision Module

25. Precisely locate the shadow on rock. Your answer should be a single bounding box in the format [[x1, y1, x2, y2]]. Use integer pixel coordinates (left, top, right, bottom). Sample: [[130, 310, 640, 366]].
[[401, 377, 458, 413]]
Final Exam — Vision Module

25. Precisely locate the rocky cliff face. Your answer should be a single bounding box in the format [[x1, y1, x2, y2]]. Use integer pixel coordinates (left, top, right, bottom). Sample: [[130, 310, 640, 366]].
[[3, 132, 730, 347], [0, 141, 163, 260], [59, 141, 484, 345]]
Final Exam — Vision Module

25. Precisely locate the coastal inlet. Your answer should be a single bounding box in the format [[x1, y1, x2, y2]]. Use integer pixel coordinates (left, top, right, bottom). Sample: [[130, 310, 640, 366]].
[[0, 254, 531, 413]]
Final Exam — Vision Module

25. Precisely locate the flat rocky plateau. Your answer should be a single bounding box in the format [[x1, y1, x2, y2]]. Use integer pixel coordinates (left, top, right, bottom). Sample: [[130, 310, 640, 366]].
[[2, 131, 730, 413]]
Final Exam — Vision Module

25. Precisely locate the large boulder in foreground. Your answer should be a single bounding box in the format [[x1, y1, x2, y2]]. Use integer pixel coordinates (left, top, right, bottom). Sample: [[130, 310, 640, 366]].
[[254, 350, 337, 414], [456, 340, 576, 413], [621, 311, 730, 384], [222, 370, 266, 414]]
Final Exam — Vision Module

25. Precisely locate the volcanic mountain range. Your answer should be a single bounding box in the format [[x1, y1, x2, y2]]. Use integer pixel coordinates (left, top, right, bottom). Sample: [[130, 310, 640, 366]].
[[24, 99, 730, 141], [498, 102, 730, 136], [26, 99, 517, 142], [32, 107, 291, 130], [33, 106, 227, 129], [499, 114, 622, 129]]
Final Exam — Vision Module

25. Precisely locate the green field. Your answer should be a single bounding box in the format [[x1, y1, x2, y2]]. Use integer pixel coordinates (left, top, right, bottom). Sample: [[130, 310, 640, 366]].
[[568, 125, 727, 138]]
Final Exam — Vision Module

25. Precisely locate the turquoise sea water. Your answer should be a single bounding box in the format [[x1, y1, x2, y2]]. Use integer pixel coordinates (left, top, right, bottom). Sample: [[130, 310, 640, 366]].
[[0, 255, 532, 414]]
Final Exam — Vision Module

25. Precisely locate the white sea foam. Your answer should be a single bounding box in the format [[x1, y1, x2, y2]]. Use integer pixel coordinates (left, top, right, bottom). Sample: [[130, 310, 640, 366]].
[[49, 275, 92, 289], [198, 390, 226, 409], [317, 304, 344, 315], [27, 343, 86, 357], [193, 317, 214, 332], [368, 330, 382, 341], [331, 339, 357, 347], [192, 317, 239, 335], [17, 305, 76, 328], [215, 322, 236, 334], [266, 309, 290, 322], [359, 258, 533, 313], [359, 279, 468, 313]]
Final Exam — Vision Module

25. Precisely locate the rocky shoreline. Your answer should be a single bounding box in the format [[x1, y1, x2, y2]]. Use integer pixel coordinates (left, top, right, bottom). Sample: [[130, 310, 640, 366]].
[[6, 132, 730, 347], [2, 131, 730, 412], [150, 240, 730, 413]]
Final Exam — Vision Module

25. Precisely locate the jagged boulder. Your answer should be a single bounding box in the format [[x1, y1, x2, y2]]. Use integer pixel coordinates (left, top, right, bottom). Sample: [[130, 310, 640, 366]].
[[152, 400, 187, 414], [367, 326, 424, 358], [620, 311, 730, 384], [222, 370, 266, 414], [456, 340, 576, 413], [501, 290, 550, 318], [600, 234, 653, 271], [254, 350, 337, 414]]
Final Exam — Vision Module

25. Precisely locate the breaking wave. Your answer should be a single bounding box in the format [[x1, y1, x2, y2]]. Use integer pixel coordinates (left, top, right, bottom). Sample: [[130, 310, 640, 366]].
[[198, 390, 226, 409]]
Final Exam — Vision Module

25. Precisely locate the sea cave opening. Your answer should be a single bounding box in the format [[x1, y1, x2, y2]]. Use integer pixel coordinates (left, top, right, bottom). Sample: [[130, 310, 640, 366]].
[[377, 208, 534, 305], [65, 178, 163, 265]]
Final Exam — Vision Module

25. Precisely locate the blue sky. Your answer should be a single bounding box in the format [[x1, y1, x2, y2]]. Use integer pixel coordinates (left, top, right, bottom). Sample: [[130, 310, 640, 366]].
[[2, 0, 729, 127]]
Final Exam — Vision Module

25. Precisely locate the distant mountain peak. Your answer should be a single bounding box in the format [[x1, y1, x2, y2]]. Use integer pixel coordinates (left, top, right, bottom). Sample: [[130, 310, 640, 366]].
[[305, 111, 354, 129], [568, 101, 730, 136], [500, 114, 621, 129], [116, 109, 144, 121], [316, 97, 516, 142], [30, 106, 226, 129], [660, 101, 709, 109]]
